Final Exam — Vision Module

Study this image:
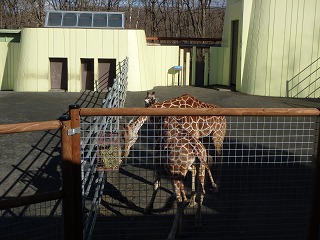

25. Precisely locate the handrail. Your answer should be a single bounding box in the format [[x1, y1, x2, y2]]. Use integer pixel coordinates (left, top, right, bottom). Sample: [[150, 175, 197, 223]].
[[287, 56, 320, 84], [0, 120, 62, 134], [290, 68, 320, 89], [286, 56, 320, 97], [146, 37, 222, 42], [79, 108, 320, 117], [293, 75, 320, 98]]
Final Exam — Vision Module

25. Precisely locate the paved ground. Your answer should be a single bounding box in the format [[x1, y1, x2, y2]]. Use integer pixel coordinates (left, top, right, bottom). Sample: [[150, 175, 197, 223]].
[[1, 86, 319, 124], [0, 86, 319, 239], [0, 86, 319, 197]]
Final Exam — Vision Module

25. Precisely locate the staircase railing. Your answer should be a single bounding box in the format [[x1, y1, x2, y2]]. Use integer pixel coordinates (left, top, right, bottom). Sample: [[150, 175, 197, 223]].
[[286, 56, 320, 98]]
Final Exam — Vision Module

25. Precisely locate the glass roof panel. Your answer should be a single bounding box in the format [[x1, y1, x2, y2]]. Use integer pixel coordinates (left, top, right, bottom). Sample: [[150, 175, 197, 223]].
[[62, 13, 77, 27]]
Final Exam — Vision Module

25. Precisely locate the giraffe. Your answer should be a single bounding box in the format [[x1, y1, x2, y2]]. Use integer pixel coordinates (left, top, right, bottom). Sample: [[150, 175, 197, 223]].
[[126, 93, 226, 156], [143, 92, 217, 205], [123, 93, 227, 188], [122, 94, 226, 238], [144, 91, 158, 107], [146, 117, 217, 240]]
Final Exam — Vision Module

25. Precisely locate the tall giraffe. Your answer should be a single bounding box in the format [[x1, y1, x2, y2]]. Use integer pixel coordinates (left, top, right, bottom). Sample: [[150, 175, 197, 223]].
[[143, 92, 217, 204], [122, 94, 226, 238], [123, 93, 227, 172], [144, 91, 158, 107]]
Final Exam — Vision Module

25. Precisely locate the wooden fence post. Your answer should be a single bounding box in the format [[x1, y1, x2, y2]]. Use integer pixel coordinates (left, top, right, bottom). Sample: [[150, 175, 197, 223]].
[[204, 52, 209, 86], [69, 104, 83, 239], [60, 115, 75, 240], [60, 104, 83, 240], [185, 52, 190, 86], [308, 118, 320, 239], [179, 49, 184, 86], [191, 46, 196, 86]]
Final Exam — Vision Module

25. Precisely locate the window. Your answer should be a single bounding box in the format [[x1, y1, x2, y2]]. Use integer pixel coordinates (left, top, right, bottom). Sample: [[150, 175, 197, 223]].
[[44, 11, 125, 29], [108, 14, 123, 28], [47, 12, 62, 26], [78, 13, 92, 27], [93, 14, 108, 27], [62, 13, 77, 27]]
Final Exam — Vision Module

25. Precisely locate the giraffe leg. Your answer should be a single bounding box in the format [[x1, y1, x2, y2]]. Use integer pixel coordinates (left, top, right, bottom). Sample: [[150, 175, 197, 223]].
[[167, 202, 186, 240], [188, 165, 197, 207], [212, 135, 224, 193], [145, 171, 161, 213], [196, 164, 206, 226], [167, 180, 187, 240], [205, 163, 219, 193], [213, 148, 222, 193]]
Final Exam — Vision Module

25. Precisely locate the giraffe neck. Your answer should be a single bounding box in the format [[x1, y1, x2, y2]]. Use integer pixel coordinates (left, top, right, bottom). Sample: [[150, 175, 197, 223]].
[[130, 115, 148, 135]]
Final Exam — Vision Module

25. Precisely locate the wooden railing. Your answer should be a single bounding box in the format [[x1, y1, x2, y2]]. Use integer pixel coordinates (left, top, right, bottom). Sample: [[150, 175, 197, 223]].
[[0, 107, 83, 240], [1, 107, 320, 239], [79, 107, 320, 117]]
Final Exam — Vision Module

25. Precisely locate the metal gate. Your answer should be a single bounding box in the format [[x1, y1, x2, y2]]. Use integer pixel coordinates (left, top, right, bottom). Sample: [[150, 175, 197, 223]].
[[81, 57, 128, 239], [79, 107, 320, 240]]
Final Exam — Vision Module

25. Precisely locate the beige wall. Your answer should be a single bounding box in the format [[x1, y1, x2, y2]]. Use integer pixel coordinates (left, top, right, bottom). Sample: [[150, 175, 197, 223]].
[[0, 42, 20, 90], [209, 0, 242, 88], [212, 0, 320, 97], [13, 28, 179, 92], [241, 0, 320, 97]]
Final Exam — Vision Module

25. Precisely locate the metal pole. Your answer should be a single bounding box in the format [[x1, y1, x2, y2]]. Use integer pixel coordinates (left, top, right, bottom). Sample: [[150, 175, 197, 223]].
[[204, 52, 209, 86], [191, 46, 196, 86], [308, 117, 320, 239]]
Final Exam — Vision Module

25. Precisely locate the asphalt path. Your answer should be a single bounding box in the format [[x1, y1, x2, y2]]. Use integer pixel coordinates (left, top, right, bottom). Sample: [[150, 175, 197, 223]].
[[0, 86, 319, 197], [0, 86, 319, 239]]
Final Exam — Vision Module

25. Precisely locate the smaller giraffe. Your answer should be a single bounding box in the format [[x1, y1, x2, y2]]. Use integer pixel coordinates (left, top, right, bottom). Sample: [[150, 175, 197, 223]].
[[149, 117, 217, 239]]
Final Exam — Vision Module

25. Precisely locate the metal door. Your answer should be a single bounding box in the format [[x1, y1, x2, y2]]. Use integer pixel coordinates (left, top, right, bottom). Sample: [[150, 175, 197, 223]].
[[98, 59, 117, 91], [230, 20, 239, 87], [50, 58, 68, 90], [81, 59, 94, 91]]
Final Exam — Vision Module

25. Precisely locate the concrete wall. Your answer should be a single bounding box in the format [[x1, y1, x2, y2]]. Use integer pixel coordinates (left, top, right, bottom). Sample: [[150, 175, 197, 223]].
[[242, 0, 320, 97], [0, 42, 20, 90], [209, 0, 242, 89], [4, 28, 179, 92], [211, 0, 320, 97]]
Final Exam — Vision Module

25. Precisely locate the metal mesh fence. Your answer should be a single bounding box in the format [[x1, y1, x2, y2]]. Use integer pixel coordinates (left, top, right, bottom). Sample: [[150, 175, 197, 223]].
[[0, 200, 63, 240], [81, 114, 317, 240], [0, 128, 63, 240], [81, 57, 128, 239]]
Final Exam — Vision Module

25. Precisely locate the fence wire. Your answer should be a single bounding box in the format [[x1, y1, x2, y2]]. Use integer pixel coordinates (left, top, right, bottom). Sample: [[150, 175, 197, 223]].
[[81, 114, 317, 240], [0, 200, 62, 240], [81, 57, 128, 239]]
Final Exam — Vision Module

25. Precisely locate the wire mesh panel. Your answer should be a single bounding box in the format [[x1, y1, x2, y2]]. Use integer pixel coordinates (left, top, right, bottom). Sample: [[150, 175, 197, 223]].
[[0, 127, 64, 240], [81, 57, 128, 239], [0, 200, 63, 240], [81, 113, 317, 240]]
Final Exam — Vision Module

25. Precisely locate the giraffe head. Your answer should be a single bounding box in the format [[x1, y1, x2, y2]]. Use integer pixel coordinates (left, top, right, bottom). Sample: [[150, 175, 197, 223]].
[[121, 118, 139, 157], [144, 91, 159, 107]]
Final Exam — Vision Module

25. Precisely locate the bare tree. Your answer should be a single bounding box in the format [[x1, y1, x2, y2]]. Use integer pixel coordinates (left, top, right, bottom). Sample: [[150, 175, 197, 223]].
[[0, 0, 225, 39]]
